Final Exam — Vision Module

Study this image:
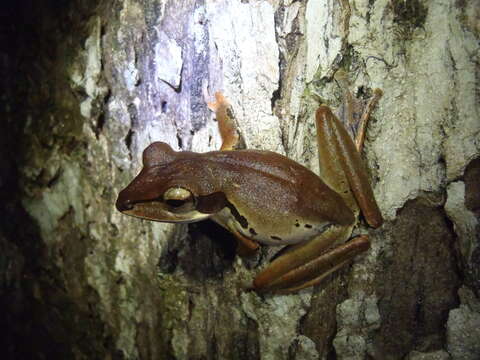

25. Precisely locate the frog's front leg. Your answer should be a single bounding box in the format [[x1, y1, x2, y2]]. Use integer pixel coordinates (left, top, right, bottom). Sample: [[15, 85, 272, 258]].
[[207, 92, 242, 151], [254, 97, 383, 293], [207, 92, 260, 254]]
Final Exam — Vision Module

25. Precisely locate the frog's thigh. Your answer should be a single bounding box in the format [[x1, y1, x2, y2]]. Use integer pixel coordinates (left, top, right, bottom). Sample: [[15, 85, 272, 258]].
[[253, 226, 369, 292]]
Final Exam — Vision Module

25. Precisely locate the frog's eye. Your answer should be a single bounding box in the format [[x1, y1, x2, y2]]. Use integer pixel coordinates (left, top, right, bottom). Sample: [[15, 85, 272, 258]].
[[163, 187, 196, 212]]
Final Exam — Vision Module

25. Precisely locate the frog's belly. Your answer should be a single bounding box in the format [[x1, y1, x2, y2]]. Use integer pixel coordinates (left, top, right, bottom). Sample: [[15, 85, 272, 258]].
[[212, 207, 331, 246]]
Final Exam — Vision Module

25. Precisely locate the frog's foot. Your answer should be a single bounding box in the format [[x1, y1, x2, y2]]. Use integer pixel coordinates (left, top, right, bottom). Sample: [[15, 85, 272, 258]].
[[206, 92, 242, 151], [354, 88, 383, 152], [334, 70, 383, 152]]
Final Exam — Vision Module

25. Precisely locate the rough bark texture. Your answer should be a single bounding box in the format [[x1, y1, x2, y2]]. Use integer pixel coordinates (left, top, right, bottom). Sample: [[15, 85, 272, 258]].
[[1, 0, 479, 359]]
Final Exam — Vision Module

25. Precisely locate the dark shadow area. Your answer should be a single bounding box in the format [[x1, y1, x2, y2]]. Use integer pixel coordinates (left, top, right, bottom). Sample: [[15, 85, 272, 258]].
[[464, 157, 480, 295], [0, 1, 118, 359], [374, 198, 461, 358], [158, 219, 237, 279]]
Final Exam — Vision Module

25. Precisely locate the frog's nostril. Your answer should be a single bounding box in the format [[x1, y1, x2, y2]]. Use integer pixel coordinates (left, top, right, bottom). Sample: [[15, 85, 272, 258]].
[[116, 198, 134, 212]]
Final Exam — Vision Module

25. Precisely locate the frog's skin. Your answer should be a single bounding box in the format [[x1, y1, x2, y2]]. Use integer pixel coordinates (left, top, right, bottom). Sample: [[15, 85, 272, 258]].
[[116, 88, 383, 293]]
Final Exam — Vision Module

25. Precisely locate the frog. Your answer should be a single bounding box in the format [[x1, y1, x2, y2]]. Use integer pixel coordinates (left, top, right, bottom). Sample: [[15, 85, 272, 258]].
[[116, 82, 383, 293]]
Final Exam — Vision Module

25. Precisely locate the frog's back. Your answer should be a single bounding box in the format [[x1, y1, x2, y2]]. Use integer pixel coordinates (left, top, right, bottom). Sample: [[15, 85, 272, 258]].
[[202, 149, 354, 228]]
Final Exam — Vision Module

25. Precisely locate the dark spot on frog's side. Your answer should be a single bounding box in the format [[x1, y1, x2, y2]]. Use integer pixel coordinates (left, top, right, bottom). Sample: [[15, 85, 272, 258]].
[[226, 202, 249, 229], [304, 224, 312, 229], [270, 235, 282, 241], [249, 228, 257, 236]]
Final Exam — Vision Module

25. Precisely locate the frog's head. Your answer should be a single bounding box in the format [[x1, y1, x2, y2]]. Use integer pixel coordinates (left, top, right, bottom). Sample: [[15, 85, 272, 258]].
[[116, 142, 222, 223]]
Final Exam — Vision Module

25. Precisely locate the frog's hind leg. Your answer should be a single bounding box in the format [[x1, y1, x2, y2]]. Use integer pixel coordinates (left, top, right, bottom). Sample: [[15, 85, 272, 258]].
[[316, 100, 383, 228], [253, 89, 384, 292], [252, 226, 369, 293], [270, 235, 370, 293]]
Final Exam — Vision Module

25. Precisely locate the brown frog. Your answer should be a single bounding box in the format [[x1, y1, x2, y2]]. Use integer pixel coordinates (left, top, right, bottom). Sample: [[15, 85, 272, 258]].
[[116, 88, 383, 292]]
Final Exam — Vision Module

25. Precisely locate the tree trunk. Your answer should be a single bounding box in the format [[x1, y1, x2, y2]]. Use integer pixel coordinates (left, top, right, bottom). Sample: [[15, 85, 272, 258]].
[[1, 0, 479, 359]]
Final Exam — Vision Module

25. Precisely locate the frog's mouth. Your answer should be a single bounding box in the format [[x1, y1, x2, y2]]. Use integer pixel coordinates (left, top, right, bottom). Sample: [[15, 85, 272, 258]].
[[116, 199, 211, 223]]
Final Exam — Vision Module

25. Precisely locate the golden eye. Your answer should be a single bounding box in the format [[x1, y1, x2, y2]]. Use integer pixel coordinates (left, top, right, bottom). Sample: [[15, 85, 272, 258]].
[[163, 187, 195, 211]]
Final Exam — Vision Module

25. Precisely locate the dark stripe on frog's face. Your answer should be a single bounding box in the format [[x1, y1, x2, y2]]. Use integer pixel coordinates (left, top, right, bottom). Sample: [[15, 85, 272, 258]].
[[196, 192, 228, 213]]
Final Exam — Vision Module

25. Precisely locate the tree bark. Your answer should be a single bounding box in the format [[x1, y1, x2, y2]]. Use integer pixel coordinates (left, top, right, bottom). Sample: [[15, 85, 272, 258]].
[[1, 0, 479, 359]]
